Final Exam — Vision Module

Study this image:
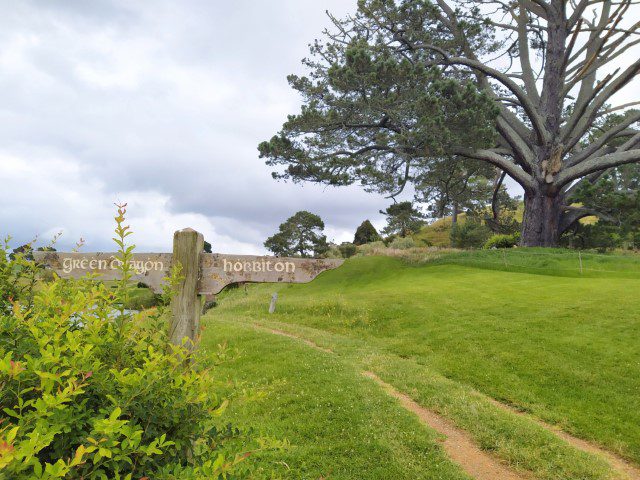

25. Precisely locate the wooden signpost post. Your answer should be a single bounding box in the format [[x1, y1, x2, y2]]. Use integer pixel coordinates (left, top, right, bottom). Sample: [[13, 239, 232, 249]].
[[33, 228, 343, 349]]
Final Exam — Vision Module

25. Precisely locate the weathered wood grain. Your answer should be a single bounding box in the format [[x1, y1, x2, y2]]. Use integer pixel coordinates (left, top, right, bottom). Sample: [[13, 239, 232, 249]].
[[199, 254, 344, 295], [169, 228, 204, 350], [32, 251, 171, 293]]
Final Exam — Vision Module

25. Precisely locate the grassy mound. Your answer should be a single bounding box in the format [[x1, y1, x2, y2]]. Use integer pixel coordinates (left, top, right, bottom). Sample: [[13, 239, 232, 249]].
[[205, 250, 640, 478]]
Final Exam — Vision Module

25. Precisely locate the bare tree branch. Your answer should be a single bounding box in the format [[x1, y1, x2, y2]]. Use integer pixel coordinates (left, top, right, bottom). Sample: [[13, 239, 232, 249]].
[[516, 1, 541, 104], [559, 205, 617, 232], [567, 110, 640, 166], [454, 147, 535, 188], [556, 149, 640, 186], [563, 57, 640, 150]]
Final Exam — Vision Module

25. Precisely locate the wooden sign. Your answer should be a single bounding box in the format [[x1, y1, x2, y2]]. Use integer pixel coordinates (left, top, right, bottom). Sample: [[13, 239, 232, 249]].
[[32, 252, 172, 293], [32, 252, 343, 294], [200, 254, 343, 295], [33, 228, 344, 350]]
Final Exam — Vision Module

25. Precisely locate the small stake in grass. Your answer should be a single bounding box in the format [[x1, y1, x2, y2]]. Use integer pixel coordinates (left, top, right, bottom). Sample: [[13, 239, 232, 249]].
[[502, 249, 508, 268], [269, 293, 278, 314], [579, 251, 583, 274]]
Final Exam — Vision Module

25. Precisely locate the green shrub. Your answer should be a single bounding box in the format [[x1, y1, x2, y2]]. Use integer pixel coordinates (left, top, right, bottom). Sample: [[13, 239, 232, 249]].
[[0, 206, 261, 479], [320, 244, 343, 259], [483, 232, 521, 249], [338, 242, 357, 258], [356, 241, 387, 256], [389, 236, 416, 250], [450, 221, 491, 249], [125, 286, 159, 310]]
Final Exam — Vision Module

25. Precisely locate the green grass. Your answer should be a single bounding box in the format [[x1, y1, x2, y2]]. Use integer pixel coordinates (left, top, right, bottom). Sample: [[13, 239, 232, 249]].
[[413, 215, 461, 247], [120, 286, 158, 310], [204, 250, 640, 477], [202, 321, 471, 480], [431, 248, 640, 277]]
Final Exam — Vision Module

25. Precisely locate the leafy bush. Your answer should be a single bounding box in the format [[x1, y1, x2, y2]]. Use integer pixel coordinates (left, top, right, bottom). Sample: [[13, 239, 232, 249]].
[[560, 222, 639, 252], [483, 232, 521, 249], [356, 241, 387, 256], [125, 286, 159, 310], [389, 236, 416, 250], [0, 206, 260, 479], [319, 244, 343, 259], [450, 222, 491, 249], [338, 242, 357, 258]]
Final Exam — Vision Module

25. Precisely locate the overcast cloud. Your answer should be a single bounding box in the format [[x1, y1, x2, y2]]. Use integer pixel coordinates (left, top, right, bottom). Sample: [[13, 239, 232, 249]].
[[0, 0, 399, 253]]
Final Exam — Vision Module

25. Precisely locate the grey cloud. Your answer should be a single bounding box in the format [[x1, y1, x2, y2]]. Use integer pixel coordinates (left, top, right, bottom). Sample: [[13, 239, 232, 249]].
[[1, 0, 397, 252]]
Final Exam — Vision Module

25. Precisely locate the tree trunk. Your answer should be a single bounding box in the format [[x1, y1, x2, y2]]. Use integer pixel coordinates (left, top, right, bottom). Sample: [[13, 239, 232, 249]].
[[451, 203, 459, 226], [520, 188, 563, 247]]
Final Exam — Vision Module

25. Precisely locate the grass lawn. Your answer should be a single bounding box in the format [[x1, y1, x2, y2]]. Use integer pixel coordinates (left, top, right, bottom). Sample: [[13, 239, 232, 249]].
[[202, 321, 471, 480], [203, 250, 640, 478]]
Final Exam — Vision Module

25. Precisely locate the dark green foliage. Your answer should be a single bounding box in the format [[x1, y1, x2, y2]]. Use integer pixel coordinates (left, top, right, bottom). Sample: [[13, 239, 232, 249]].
[[563, 164, 640, 250], [561, 224, 623, 252], [560, 111, 640, 250], [353, 220, 381, 245], [450, 221, 491, 249], [264, 211, 329, 258], [126, 286, 160, 310], [0, 240, 39, 316], [338, 242, 357, 258], [203, 241, 212, 254], [258, 1, 499, 199], [416, 158, 494, 221], [381, 202, 425, 238], [9, 244, 34, 261]]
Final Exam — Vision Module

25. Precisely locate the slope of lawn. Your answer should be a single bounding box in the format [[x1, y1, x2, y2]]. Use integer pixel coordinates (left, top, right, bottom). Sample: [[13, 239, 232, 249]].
[[201, 320, 470, 480], [210, 251, 640, 467]]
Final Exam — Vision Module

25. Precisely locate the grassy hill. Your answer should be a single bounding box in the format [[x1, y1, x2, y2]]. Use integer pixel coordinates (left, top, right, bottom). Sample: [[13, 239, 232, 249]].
[[202, 250, 640, 479], [412, 214, 463, 247]]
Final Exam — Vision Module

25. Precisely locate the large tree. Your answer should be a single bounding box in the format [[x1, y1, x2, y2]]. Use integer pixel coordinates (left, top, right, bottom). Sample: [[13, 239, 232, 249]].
[[354, 219, 382, 244], [259, 0, 640, 246], [264, 211, 329, 258], [381, 201, 426, 237]]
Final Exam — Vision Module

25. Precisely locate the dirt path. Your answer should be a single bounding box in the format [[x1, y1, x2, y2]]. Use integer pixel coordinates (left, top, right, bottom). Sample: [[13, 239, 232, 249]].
[[362, 371, 529, 480], [253, 324, 333, 353], [485, 397, 640, 480], [255, 323, 640, 480]]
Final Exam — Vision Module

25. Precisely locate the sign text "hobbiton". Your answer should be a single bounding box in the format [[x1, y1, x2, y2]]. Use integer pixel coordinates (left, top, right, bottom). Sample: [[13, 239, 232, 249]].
[[223, 258, 296, 273]]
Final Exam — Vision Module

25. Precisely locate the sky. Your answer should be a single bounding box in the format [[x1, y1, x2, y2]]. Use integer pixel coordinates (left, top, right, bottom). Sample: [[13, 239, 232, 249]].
[[0, 1, 637, 254], [0, 0, 397, 254]]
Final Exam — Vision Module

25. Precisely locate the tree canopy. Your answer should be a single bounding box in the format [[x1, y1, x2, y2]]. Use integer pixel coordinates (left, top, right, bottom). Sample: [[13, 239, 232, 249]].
[[381, 201, 426, 237], [264, 211, 329, 258], [353, 220, 381, 245], [260, 0, 640, 247]]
